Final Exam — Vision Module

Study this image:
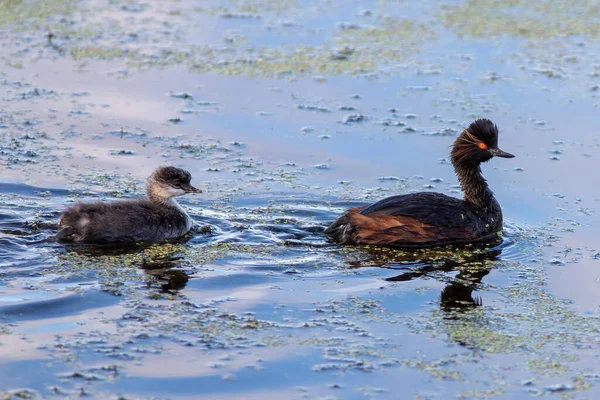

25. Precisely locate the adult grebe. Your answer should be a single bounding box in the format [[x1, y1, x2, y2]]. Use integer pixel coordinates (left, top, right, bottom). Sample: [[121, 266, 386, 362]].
[[325, 119, 514, 247]]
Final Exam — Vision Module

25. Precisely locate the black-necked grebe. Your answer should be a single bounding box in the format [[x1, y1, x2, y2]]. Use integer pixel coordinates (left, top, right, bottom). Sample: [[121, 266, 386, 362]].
[[57, 166, 201, 243], [325, 119, 514, 248]]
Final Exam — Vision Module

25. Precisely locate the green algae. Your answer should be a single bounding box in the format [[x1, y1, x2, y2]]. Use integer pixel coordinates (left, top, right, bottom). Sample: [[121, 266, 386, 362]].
[[0, 0, 76, 29], [402, 357, 465, 381], [0, 389, 39, 400], [0, 0, 432, 78], [3, 0, 600, 84], [69, 46, 129, 61], [398, 225, 600, 395], [226, 0, 299, 14], [441, 0, 600, 39]]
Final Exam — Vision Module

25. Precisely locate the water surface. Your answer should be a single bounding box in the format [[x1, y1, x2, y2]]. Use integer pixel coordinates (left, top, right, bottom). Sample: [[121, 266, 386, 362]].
[[1, 0, 600, 398]]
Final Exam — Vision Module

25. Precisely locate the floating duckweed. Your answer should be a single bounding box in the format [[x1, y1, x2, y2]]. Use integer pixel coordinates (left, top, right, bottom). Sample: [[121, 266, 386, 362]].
[[442, 0, 600, 39]]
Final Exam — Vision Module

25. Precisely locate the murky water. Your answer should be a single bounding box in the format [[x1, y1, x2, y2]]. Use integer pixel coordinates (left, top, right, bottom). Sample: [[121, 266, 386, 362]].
[[1, 0, 600, 398]]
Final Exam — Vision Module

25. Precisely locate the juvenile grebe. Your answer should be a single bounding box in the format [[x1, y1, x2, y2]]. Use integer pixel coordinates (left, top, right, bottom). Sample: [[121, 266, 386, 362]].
[[325, 119, 514, 247], [57, 166, 201, 243]]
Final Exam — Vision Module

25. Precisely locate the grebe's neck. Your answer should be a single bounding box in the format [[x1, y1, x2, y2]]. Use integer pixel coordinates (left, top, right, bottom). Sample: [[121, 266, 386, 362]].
[[147, 191, 168, 204], [147, 182, 172, 204], [454, 163, 495, 209], [147, 189, 184, 211]]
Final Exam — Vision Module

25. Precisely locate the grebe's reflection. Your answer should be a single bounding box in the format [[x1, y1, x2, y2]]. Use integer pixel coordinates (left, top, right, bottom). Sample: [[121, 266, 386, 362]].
[[349, 239, 503, 314], [142, 265, 190, 293], [138, 246, 190, 293], [389, 250, 500, 313], [59, 238, 192, 294]]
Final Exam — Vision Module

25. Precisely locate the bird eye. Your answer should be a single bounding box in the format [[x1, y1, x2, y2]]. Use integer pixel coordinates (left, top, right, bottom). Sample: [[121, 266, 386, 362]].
[[478, 142, 488, 150]]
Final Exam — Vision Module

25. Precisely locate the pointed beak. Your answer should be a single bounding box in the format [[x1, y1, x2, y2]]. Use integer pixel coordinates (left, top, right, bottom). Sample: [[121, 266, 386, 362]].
[[489, 148, 515, 158], [181, 183, 202, 194]]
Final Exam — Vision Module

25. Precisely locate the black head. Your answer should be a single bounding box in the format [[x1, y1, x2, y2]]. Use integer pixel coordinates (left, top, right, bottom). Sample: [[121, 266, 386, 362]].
[[150, 166, 201, 196], [450, 119, 514, 167]]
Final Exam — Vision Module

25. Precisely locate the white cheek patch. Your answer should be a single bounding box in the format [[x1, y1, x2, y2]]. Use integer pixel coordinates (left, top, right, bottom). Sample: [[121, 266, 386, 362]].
[[152, 185, 169, 199], [166, 187, 186, 197]]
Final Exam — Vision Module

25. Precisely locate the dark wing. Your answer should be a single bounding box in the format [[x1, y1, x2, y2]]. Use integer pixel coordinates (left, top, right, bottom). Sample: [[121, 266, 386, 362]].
[[360, 192, 479, 228], [327, 193, 488, 247]]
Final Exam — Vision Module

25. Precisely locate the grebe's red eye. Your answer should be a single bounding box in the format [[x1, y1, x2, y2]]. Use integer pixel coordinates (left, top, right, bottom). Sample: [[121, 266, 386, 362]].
[[478, 142, 488, 150]]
